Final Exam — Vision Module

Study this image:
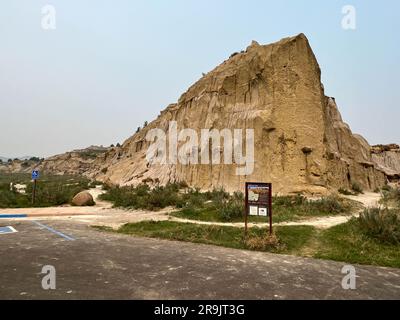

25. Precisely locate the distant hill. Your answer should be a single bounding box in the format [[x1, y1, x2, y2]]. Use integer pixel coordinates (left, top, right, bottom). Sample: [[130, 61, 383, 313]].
[[37, 145, 111, 176], [0, 156, 35, 162]]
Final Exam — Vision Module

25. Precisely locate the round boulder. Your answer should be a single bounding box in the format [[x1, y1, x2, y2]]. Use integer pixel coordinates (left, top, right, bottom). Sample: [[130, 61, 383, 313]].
[[71, 191, 95, 206]]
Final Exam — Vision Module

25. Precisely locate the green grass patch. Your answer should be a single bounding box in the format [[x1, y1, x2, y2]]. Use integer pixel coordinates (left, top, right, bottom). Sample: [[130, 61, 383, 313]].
[[0, 173, 96, 208], [94, 217, 400, 268], [172, 194, 358, 223], [380, 186, 400, 208], [315, 218, 400, 268], [94, 220, 317, 255], [101, 183, 358, 223]]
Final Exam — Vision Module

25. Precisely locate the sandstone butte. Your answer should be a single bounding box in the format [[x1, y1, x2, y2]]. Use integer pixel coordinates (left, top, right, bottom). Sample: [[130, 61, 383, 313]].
[[81, 33, 393, 195], [4, 34, 396, 195]]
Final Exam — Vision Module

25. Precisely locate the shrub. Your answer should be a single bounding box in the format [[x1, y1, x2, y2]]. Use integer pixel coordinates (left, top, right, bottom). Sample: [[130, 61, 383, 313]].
[[220, 193, 244, 221], [358, 208, 400, 244], [380, 187, 400, 208], [351, 182, 363, 194], [338, 188, 355, 196], [99, 183, 181, 211], [21, 161, 30, 168], [205, 188, 230, 203], [273, 194, 306, 207], [310, 196, 345, 214], [0, 176, 91, 208], [245, 233, 281, 251]]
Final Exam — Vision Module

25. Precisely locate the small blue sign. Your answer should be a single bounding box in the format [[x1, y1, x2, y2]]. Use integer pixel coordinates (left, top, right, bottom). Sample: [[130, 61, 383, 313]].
[[32, 170, 39, 180]]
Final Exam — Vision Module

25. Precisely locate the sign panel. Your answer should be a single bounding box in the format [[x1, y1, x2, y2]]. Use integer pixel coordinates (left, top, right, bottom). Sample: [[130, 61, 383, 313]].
[[244, 182, 273, 235], [259, 207, 268, 217], [249, 206, 258, 216], [246, 183, 271, 217], [31, 170, 39, 180]]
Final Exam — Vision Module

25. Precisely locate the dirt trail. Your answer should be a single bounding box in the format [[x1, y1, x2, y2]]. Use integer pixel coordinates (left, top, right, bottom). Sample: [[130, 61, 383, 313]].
[[273, 192, 380, 229], [0, 186, 171, 229], [0, 189, 382, 230]]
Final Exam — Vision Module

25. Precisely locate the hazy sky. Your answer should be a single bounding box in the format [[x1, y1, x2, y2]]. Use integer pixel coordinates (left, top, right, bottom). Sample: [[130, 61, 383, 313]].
[[1, 0, 399, 158]]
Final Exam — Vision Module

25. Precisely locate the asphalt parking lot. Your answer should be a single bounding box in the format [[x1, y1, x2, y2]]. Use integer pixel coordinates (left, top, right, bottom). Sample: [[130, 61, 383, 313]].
[[0, 219, 399, 299]]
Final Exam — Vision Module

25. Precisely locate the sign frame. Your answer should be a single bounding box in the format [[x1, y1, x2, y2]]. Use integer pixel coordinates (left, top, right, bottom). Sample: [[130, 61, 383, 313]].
[[244, 182, 272, 236]]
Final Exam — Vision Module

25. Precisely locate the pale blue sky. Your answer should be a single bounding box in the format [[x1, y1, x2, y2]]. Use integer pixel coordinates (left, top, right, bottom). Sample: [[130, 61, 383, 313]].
[[0, 0, 399, 158]]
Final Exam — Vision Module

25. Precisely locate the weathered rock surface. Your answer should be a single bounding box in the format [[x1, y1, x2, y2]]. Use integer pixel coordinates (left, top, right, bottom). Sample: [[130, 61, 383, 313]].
[[371, 144, 400, 182], [0, 159, 40, 174], [37, 146, 108, 176], [0, 146, 110, 176], [71, 191, 95, 206], [86, 34, 388, 194]]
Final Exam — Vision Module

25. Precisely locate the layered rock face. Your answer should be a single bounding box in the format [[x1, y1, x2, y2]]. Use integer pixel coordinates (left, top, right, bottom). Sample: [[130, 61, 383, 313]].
[[371, 144, 400, 182], [89, 34, 386, 194]]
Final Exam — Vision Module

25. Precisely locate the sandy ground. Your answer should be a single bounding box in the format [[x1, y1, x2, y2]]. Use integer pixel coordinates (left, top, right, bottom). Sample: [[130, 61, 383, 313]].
[[0, 187, 171, 229], [0, 189, 382, 230]]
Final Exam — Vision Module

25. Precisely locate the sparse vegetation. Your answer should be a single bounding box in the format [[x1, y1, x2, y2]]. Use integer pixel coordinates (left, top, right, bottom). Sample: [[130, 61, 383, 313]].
[[351, 182, 364, 194], [29, 157, 41, 162], [380, 186, 400, 208], [99, 183, 181, 211], [79, 149, 105, 160], [94, 221, 314, 254], [244, 233, 282, 251], [100, 183, 358, 223], [338, 188, 356, 196], [315, 218, 400, 268], [269, 194, 357, 223], [358, 208, 400, 244], [0, 173, 94, 208], [94, 218, 400, 268]]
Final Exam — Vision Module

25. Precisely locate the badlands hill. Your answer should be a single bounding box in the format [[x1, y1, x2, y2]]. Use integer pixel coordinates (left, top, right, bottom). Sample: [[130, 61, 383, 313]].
[[3, 34, 397, 194], [0, 146, 110, 176], [84, 33, 393, 194], [38, 145, 110, 176]]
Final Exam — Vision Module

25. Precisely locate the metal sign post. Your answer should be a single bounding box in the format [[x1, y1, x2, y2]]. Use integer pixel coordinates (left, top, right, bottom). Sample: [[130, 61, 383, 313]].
[[31, 170, 39, 205], [244, 182, 272, 237]]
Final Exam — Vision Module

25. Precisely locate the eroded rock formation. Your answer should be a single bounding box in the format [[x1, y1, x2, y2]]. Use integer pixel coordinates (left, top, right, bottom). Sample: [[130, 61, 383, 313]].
[[371, 144, 400, 183], [38, 146, 109, 176], [87, 34, 387, 194]]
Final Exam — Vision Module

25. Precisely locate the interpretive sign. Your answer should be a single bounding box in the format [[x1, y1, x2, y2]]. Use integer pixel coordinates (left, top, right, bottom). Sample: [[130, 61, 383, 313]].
[[244, 182, 272, 235]]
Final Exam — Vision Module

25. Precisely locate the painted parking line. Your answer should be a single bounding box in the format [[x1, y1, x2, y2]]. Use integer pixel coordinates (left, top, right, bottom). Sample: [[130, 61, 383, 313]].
[[32, 221, 75, 241], [0, 214, 27, 218], [0, 226, 18, 235]]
